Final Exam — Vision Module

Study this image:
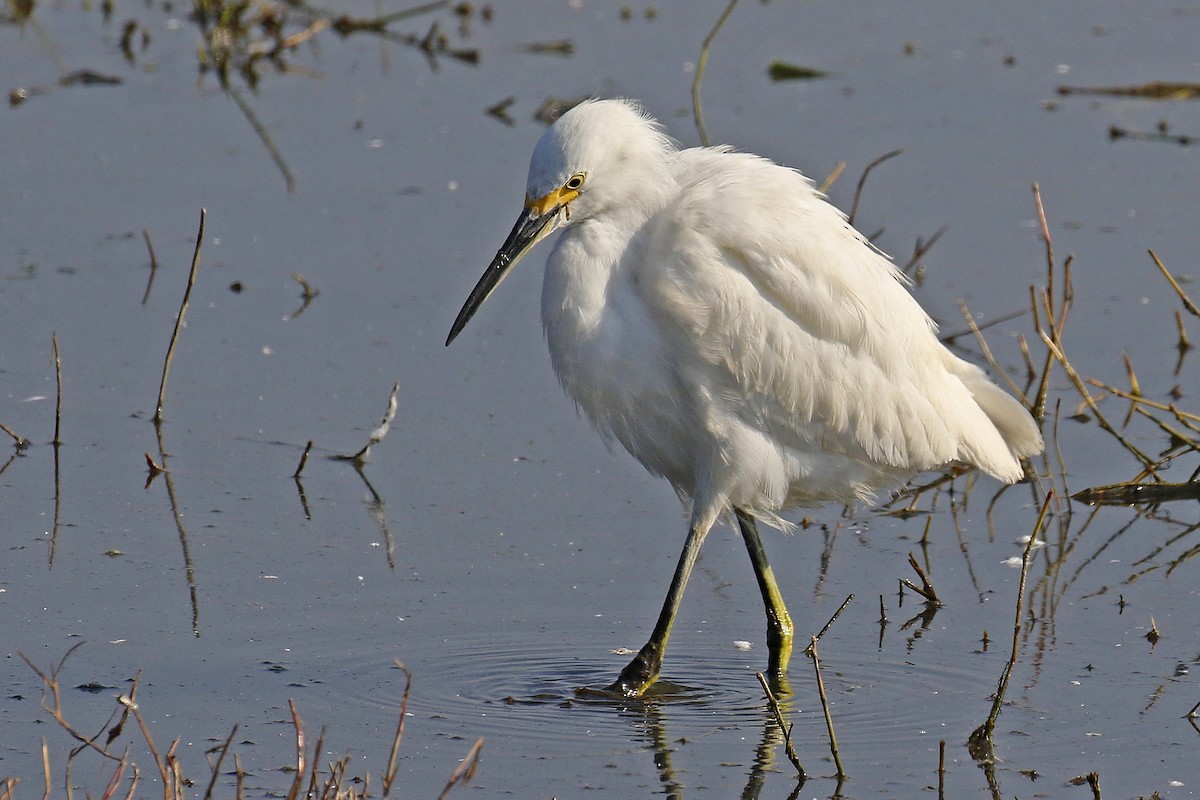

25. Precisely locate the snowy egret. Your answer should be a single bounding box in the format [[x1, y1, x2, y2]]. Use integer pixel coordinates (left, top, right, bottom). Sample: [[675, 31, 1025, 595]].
[[447, 98, 1043, 697]]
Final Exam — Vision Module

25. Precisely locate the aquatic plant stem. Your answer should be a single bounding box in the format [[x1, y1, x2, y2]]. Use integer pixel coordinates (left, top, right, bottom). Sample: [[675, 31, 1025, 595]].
[[155, 209, 205, 425], [810, 636, 845, 778], [52, 333, 62, 445], [755, 671, 806, 779], [969, 491, 1052, 751], [691, 0, 738, 147], [382, 662, 412, 797]]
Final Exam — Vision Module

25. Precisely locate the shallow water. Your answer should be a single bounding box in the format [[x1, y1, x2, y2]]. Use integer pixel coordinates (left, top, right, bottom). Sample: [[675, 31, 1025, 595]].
[[2, 1, 1199, 797]]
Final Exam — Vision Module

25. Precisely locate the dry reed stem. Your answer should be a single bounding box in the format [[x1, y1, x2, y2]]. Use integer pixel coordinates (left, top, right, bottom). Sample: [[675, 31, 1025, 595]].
[[0, 419, 28, 448], [1087, 379, 1200, 423], [1149, 249, 1200, 317], [436, 737, 484, 800], [382, 662, 412, 797], [805, 594, 853, 658], [817, 161, 845, 193], [41, 737, 50, 800], [899, 225, 947, 277], [1175, 309, 1191, 350], [691, 0, 739, 147], [754, 671, 806, 779], [303, 727, 325, 800], [848, 149, 903, 227], [100, 755, 128, 800], [957, 301, 1030, 405], [155, 209, 205, 425], [809, 636, 845, 778], [937, 739, 946, 799], [969, 492, 1053, 751], [201, 725, 238, 800], [293, 440, 313, 478], [902, 553, 941, 605], [285, 700, 305, 800], [19, 644, 119, 761], [52, 333, 62, 446], [1038, 332, 1159, 472], [121, 672, 173, 800], [1028, 182, 1075, 422]]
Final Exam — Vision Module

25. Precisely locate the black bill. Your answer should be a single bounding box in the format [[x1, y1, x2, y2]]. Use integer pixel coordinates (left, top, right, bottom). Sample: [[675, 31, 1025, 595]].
[[446, 205, 558, 346]]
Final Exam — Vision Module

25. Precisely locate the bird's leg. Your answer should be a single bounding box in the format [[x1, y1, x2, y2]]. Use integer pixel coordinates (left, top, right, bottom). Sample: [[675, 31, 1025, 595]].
[[735, 509, 794, 678], [608, 523, 709, 697]]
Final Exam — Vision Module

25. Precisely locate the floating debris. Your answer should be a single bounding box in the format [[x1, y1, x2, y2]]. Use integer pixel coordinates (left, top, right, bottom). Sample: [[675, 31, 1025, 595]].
[[767, 60, 829, 81], [486, 95, 516, 126], [1057, 80, 1200, 99], [1072, 481, 1200, 506], [517, 39, 574, 56]]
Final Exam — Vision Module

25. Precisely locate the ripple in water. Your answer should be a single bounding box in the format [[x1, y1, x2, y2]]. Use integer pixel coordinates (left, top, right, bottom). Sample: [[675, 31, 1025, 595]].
[[312, 624, 1001, 754]]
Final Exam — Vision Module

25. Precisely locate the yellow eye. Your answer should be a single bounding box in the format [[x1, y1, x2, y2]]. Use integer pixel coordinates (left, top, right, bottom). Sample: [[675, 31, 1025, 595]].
[[565, 173, 586, 191]]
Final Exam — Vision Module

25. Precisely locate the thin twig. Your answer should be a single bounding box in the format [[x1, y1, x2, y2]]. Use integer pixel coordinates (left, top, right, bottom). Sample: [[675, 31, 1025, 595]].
[[848, 149, 903, 227], [52, 333, 63, 446], [969, 492, 1052, 750], [902, 553, 941, 605], [0, 419, 28, 448], [435, 738, 484, 800], [293, 440, 313, 478], [755, 672, 806, 778], [957, 300, 1030, 404], [1149, 249, 1200, 317], [285, 700, 305, 800], [41, 737, 51, 800], [937, 739, 946, 799], [805, 594, 853, 655], [899, 225, 947, 276], [201, 725, 238, 800], [117, 671, 173, 800], [809, 636, 844, 778], [1039, 332, 1158, 472], [155, 209, 205, 425], [691, 0, 739, 147], [382, 661, 412, 797]]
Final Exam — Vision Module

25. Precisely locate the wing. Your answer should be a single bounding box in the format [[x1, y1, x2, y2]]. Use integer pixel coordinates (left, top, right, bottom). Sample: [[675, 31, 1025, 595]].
[[637, 148, 1039, 485]]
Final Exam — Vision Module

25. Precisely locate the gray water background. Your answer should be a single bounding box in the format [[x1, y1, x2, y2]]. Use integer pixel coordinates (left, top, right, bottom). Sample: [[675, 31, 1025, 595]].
[[2, 1, 1199, 797]]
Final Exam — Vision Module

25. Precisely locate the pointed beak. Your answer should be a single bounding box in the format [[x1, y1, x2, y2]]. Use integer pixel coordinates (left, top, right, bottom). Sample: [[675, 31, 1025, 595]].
[[446, 186, 577, 346]]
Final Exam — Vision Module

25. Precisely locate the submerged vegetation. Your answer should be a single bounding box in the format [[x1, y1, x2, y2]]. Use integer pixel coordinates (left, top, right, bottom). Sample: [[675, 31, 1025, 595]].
[[9, 645, 482, 800]]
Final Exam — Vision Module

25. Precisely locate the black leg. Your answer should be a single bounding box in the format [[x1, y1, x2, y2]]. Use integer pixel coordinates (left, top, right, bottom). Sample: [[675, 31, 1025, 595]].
[[608, 522, 710, 696]]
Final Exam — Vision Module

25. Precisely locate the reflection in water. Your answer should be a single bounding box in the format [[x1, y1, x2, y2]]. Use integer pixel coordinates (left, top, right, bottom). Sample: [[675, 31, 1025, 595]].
[[149, 419, 202, 637], [610, 691, 808, 800], [350, 461, 396, 571]]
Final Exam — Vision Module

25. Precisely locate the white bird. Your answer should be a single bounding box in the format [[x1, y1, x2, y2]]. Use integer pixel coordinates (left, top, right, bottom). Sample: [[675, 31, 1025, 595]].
[[447, 98, 1043, 697]]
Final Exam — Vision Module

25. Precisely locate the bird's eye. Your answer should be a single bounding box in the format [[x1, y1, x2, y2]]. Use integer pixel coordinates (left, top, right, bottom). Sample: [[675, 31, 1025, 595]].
[[565, 173, 586, 191]]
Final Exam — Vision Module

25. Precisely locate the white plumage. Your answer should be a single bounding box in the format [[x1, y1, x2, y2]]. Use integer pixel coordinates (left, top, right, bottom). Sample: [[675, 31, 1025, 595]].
[[448, 98, 1043, 696]]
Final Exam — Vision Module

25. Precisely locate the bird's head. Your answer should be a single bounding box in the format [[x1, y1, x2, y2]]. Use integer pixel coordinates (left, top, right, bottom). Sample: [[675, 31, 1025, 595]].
[[446, 98, 676, 346]]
